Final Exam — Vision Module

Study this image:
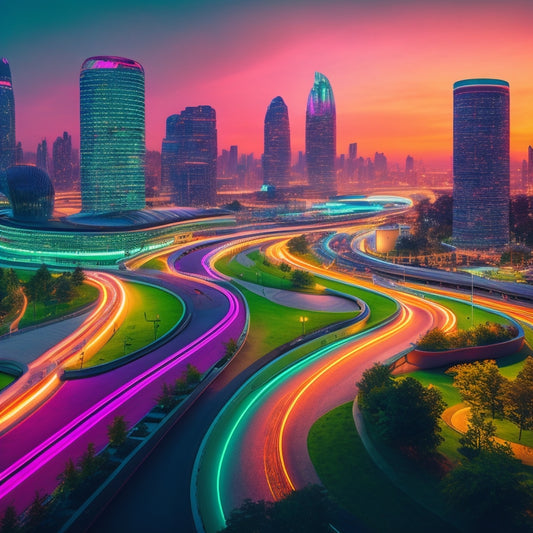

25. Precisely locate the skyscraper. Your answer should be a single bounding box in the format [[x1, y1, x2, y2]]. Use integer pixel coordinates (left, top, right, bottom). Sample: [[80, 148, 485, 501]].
[[263, 96, 290, 188], [52, 132, 72, 191], [161, 106, 217, 206], [305, 72, 336, 197], [80, 56, 145, 213], [36, 139, 48, 172], [528, 145, 533, 192], [0, 58, 15, 177], [453, 79, 510, 249]]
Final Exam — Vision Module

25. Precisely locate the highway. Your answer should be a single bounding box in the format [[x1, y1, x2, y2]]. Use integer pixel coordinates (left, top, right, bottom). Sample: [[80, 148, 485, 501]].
[[0, 255, 247, 516]]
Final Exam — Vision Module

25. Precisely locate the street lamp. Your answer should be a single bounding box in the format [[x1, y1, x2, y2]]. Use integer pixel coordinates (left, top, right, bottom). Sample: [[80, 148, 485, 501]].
[[299, 316, 308, 335], [144, 312, 161, 340]]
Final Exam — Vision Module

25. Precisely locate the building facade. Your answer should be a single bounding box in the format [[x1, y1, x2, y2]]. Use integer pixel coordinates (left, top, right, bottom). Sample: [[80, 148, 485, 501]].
[[80, 56, 145, 213], [305, 72, 336, 197], [161, 106, 217, 206], [0, 58, 15, 180], [453, 78, 510, 249], [263, 96, 290, 188], [53, 132, 73, 191]]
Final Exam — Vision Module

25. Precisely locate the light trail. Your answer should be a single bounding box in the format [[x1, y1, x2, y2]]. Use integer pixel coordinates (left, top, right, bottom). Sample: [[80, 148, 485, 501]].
[[0, 272, 128, 432], [0, 272, 241, 501]]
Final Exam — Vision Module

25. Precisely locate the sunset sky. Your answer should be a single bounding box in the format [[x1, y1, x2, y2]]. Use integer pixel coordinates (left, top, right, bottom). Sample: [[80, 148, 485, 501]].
[[3, 0, 533, 165]]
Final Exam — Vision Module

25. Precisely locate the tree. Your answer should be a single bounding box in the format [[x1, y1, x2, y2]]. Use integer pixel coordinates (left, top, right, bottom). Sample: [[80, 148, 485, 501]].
[[417, 328, 450, 351], [356, 362, 393, 407], [379, 377, 445, 455], [54, 273, 73, 303], [443, 447, 533, 531], [287, 235, 309, 255], [26, 491, 48, 532], [290, 269, 313, 288], [185, 363, 201, 386], [157, 382, 177, 412], [458, 408, 498, 458], [219, 485, 331, 533], [504, 377, 533, 441], [71, 266, 85, 287], [78, 442, 102, 480], [0, 506, 19, 533], [447, 360, 507, 418], [107, 415, 128, 448], [57, 458, 79, 494]]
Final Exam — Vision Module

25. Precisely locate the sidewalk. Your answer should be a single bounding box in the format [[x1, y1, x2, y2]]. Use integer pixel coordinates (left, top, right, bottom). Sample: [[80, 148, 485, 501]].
[[0, 313, 89, 364]]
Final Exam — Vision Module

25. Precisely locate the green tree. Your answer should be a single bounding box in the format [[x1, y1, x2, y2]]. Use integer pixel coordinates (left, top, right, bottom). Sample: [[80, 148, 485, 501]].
[[219, 485, 331, 533], [185, 363, 201, 386], [504, 377, 533, 441], [443, 447, 533, 532], [447, 360, 507, 418], [78, 442, 102, 480], [0, 505, 19, 533], [26, 491, 48, 532], [57, 458, 79, 494], [417, 328, 450, 351], [290, 269, 313, 288], [458, 408, 498, 458], [54, 273, 73, 303], [287, 235, 309, 255], [71, 266, 85, 287], [107, 415, 128, 448], [380, 377, 445, 455], [224, 200, 242, 212], [356, 362, 393, 409], [157, 382, 177, 412]]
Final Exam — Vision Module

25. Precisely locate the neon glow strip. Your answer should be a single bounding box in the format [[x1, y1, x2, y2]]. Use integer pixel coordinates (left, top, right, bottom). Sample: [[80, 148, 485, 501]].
[[0, 265, 241, 499], [0, 81, 12, 88]]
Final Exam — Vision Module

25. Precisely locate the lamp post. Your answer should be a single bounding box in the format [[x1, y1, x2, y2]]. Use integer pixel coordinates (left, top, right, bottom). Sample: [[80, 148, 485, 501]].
[[299, 315, 308, 335], [144, 312, 161, 340]]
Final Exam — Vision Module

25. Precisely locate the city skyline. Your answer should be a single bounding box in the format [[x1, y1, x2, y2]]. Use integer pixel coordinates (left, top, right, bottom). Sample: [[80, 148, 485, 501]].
[[3, 0, 533, 164]]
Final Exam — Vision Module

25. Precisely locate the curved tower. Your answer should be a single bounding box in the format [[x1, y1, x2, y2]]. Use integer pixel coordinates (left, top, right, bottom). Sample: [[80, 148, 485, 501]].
[[80, 56, 145, 214], [453, 78, 510, 249], [263, 96, 290, 188], [0, 58, 16, 178], [305, 72, 336, 197]]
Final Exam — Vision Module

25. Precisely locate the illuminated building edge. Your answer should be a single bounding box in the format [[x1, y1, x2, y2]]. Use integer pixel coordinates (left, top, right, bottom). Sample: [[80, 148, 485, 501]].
[[0, 215, 234, 267]]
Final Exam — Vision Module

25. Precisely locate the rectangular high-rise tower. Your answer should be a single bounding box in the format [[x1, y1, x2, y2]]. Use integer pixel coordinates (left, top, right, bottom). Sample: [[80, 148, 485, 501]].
[[452, 78, 510, 250], [80, 56, 145, 214]]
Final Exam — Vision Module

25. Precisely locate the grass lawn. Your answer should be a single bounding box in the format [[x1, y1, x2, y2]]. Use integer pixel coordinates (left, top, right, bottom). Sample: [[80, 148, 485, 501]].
[[0, 373, 15, 391], [423, 293, 512, 330], [308, 403, 454, 532], [238, 286, 356, 360], [216, 252, 296, 291], [19, 283, 100, 329], [139, 257, 168, 271], [83, 282, 184, 368]]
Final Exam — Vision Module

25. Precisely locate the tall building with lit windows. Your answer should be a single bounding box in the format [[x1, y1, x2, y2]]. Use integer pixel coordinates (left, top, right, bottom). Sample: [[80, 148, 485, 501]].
[[453, 78, 510, 249], [80, 56, 145, 213], [161, 106, 217, 206], [305, 72, 336, 197], [0, 58, 15, 177], [263, 96, 290, 188]]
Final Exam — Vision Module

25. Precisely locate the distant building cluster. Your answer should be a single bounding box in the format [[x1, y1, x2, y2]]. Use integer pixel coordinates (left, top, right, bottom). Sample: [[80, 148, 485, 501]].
[[0, 54, 531, 254]]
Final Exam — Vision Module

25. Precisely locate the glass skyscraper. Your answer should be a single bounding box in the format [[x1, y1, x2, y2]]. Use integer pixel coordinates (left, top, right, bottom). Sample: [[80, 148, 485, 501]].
[[263, 96, 290, 188], [305, 72, 336, 197], [161, 106, 217, 206], [0, 58, 16, 182], [453, 78, 510, 249], [80, 56, 145, 214]]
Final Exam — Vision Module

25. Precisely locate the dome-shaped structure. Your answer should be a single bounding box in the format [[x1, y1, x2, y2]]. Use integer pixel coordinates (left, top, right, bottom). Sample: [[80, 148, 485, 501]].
[[6, 165, 55, 221]]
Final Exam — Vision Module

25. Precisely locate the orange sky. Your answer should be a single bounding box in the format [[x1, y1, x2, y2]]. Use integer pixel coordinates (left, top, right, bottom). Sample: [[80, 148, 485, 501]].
[[5, 0, 533, 165]]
